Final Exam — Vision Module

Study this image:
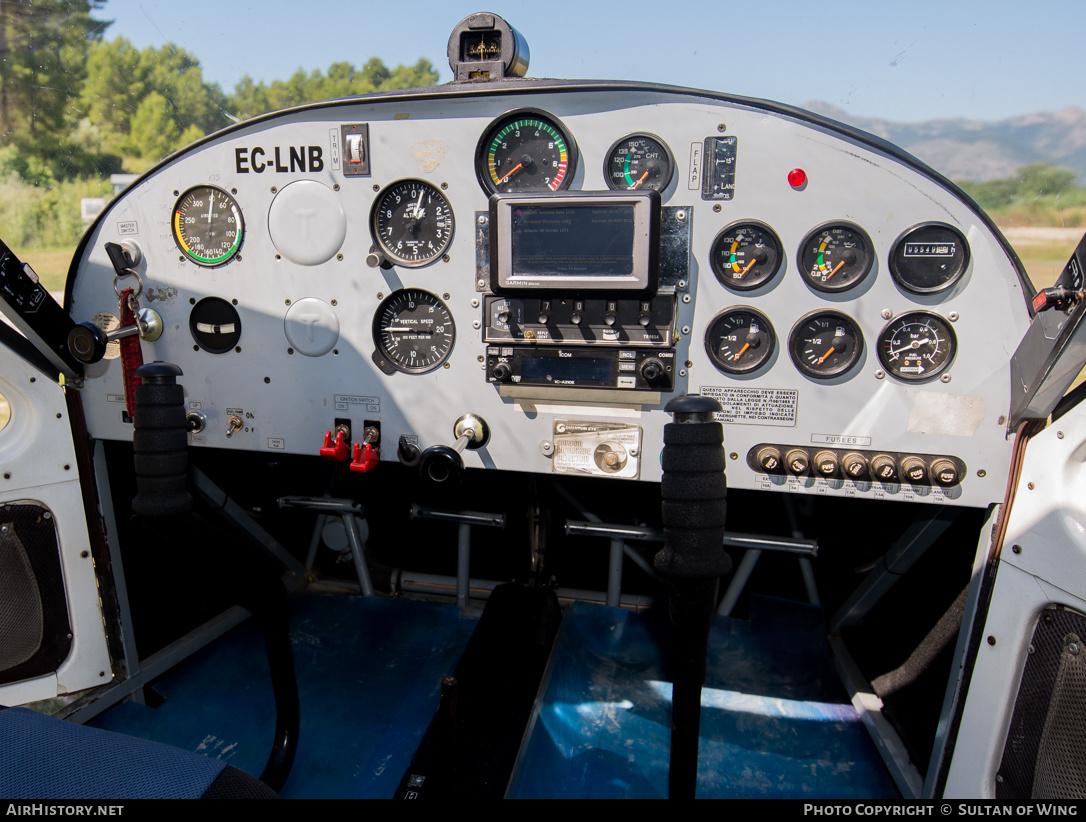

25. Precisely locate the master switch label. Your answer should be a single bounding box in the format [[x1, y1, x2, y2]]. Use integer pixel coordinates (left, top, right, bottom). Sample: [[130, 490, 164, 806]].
[[700, 386, 798, 427]]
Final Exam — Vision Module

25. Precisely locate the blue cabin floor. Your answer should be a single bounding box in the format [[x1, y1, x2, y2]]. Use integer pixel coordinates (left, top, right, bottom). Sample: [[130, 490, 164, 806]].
[[88, 592, 898, 799]]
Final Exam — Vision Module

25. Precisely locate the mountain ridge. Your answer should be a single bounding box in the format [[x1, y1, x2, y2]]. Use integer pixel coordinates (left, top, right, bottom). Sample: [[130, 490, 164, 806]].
[[801, 103, 1086, 183]]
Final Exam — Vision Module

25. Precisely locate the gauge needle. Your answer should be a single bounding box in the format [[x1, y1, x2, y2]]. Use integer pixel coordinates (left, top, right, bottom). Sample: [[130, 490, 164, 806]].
[[817, 347, 836, 364], [630, 171, 649, 190], [825, 261, 845, 280], [738, 259, 757, 277], [732, 342, 751, 361], [413, 189, 425, 219], [889, 338, 934, 356], [501, 163, 524, 182], [207, 197, 214, 224]]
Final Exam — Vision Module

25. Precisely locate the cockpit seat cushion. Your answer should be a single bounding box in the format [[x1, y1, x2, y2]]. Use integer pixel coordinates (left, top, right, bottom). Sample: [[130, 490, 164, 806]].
[[0, 706, 276, 799]]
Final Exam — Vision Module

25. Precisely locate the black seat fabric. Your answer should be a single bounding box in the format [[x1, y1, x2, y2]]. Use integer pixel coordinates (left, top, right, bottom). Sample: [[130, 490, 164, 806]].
[[0, 706, 276, 799]]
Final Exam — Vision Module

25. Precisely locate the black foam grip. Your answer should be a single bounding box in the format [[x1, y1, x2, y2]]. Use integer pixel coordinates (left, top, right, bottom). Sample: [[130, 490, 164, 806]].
[[132, 380, 191, 518], [661, 471, 727, 500], [663, 421, 723, 446]]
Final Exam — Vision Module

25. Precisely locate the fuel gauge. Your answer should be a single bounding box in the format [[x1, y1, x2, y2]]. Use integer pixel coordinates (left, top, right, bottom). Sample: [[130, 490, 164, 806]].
[[705, 307, 776, 375], [604, 133, 674, 192], [798, 222, 874, 293], [789, 310, 864, 379]]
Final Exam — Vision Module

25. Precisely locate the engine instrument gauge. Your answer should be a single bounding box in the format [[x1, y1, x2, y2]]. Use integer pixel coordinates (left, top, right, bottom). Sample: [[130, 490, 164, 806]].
[[372, 289, 455, 375], [604, 133, 674, 192], [798, 222, 874, 293], [709, 221, 784, 292], [876, 311, 956, 382], [705, 307, 776, 375], [889, 223, 969, 294], [371, 180, 454, 268], [172, 185, 244, 267], [476, 109, 578, 194], [788, 310, 864, 379]]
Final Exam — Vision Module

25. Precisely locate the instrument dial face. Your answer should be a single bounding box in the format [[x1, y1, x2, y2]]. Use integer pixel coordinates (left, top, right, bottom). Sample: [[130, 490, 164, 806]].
[[889, 223, 969, 294], [798, 222, 874, 293], [705, 307, 776, 375], [372, 289, 455, 374], [371, 180, 454, 268], [709, 221, 784, 291], [604, 133, 674, 192], [788, 310, 864, 379], [476, 109, 578, 194], [172, 185, 244, 267], [877, 311, 956, 382]]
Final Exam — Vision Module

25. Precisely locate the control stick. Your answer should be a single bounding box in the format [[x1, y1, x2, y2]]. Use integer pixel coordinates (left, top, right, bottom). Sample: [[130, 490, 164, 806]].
[[418, 414, 490, 488], [67, 308, 163, 364]]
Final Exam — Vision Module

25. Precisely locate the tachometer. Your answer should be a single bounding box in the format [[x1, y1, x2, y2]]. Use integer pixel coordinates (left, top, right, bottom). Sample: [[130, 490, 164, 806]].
[[372, 289, 455, 375], [476, 109, 578, 194], [371, 180, 455, 268], [172, 185, 244, 267], [604, 133, 674, 192], [798, 222, 874, 293]]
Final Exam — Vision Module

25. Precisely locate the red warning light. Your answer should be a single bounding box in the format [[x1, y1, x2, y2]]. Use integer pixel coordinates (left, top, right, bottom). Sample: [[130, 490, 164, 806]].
[[788, 168, 807, 188]]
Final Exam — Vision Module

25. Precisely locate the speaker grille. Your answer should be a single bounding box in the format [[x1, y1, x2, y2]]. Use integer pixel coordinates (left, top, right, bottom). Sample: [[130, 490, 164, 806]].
[[0, 504, 72, 685], [997, 608, 1086, 799]]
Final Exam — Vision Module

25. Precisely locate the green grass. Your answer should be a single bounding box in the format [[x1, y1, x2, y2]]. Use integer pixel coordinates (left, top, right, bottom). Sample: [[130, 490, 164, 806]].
[[22, 248, 75, 294]]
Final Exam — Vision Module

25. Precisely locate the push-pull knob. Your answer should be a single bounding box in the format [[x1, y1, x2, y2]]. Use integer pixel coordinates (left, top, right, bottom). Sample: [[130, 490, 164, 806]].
[[418, 414, 489, 488], [67, 308, 163, 364]]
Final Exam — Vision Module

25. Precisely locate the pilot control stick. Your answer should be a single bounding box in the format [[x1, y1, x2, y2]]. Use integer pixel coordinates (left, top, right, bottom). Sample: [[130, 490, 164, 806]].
[[131, 362, 192, 518], [654, 394, 732, 800]]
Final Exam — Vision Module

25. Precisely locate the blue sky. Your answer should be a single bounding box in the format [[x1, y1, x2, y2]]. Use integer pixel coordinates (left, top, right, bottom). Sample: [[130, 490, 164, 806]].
[[99, 0, 1083, 122]]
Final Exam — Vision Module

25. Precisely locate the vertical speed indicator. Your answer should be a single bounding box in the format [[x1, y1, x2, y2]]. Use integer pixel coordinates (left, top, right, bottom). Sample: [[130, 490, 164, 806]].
[[172, 185, 244, 267]]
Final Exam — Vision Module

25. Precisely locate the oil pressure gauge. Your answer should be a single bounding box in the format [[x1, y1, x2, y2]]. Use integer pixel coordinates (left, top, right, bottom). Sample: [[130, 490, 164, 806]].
[[876, 311, 956, 382]]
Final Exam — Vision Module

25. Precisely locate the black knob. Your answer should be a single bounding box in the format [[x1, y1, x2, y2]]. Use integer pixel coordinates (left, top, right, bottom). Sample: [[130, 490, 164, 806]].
[[931, 458, 959, 486], [756, 446, 782, 473], [640, 357, 665, 384], [67, 321, 109, 364], [814, 450, 839, 478], [843, 452, 868, 479], [418, 444, 464, 488], [871, 455, 897, 482], [491, 362, 512, 381], [785, 449, 809, 476], [900, 456, 928, 484]]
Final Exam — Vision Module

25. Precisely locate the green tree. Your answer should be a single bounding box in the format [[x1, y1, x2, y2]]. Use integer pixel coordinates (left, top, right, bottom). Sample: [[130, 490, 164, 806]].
[[80, 36, 229, 161], [0, 0, 106, 145], [226, 58, 439, 121]]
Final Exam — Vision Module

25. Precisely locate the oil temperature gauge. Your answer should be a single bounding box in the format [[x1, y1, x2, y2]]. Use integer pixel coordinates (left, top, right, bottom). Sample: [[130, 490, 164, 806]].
[[604, 133, 674, 192], [710, 221, 783, 291], [789, 310, 864, 379], [798, 222, 874, 293], [876, 311, 956, 382], [705, 307, 776, 375]]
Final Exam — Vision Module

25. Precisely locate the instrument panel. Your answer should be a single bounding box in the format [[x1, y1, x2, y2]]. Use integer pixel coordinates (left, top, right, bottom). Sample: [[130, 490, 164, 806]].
[[66, 81, 1033, 508]]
